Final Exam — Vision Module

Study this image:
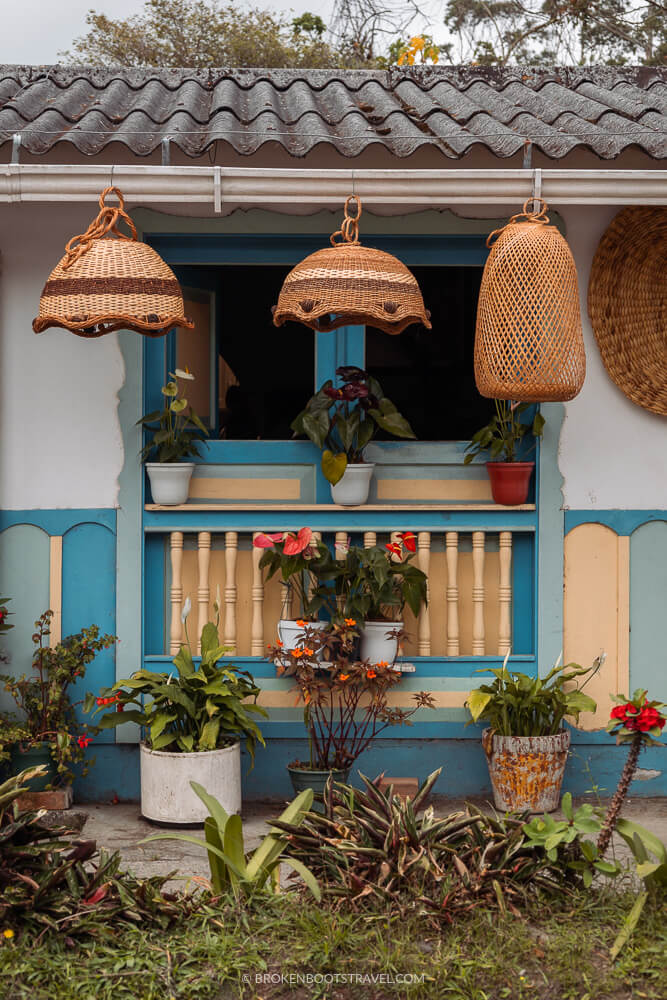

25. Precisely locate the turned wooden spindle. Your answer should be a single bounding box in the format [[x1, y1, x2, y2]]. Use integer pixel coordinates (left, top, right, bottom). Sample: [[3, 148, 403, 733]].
[[445, 531, 460, 656], [472, 531, 486, 656], [196, 531, 211, 653], [498, 531, 513, 656], [169, 531, 184, 654], [223, 531, 238, 654], [417, 531, 431, 656]]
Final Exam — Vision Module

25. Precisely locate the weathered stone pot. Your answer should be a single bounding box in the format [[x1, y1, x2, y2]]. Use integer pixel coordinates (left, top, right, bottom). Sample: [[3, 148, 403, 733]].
[[10, 741, 58, 791], [140, 741, 241, 824], [482, 728, 570, 813]]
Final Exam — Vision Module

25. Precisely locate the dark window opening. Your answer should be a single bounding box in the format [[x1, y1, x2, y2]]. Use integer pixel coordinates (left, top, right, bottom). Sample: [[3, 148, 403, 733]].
[[365, 266, 495, 441]]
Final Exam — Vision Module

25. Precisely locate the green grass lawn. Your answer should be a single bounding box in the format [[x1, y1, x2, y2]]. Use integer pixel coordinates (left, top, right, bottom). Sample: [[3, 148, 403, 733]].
[[1, 888, 665, 1000]]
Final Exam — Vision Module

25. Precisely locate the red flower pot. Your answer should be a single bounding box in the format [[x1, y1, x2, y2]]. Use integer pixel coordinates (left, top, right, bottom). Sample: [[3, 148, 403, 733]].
[[486, 462, 534, 506]]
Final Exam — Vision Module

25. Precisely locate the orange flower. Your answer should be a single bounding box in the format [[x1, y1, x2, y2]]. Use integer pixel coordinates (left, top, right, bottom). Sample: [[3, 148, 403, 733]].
[[344, 618, 357, 627], [339, 673, 350, 682], [376, 661, 389, 669], [366, 669, 377, 679], [292, 649, 305, 658], [275, 639, 284, 647], [295, 619, 306, 627], [303, 648, 314, 656]]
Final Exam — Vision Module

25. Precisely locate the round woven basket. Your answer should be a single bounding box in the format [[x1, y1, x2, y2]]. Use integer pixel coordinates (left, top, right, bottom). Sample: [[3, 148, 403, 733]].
[[272, 196, 431, 335], [474, 199, 586, 402], [588, 206, 667, 416], [33, 187, 193, 338]]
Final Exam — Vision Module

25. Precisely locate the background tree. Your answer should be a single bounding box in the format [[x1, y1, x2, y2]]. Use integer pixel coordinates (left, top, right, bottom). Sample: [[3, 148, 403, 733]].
[[61, 0, 343, 68]]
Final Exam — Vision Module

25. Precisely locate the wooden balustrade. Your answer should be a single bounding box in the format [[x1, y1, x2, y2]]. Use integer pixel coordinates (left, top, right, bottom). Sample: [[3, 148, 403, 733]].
[[164, 528, 520, 658]]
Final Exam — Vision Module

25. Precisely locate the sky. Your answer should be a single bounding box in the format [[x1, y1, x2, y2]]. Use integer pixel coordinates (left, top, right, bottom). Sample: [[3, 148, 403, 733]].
[[1, 0, 336, 65]]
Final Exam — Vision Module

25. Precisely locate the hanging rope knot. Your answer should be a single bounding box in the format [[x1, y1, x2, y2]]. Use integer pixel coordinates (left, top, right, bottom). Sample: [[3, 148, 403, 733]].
[[330, 194, 362, 247], [62, 186, 138, 270], [486, 197, 551, 248]]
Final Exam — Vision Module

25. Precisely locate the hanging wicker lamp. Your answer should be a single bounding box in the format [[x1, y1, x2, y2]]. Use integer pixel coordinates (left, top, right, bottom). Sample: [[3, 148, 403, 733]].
[[474, 198, 586, 402], [588, 206, 667, 416], [272, 195, 431, 335], [33, 186, 193, 338]]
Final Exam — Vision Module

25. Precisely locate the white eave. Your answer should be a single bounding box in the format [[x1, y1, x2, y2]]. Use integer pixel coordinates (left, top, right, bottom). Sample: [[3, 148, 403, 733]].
[[1, 164, 666, 207]]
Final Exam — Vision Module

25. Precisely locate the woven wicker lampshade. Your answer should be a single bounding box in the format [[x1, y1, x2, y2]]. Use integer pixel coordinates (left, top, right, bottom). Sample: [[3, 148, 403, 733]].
[[33, 187, 193, 338], [588, 206, 667, 416], [272, 195, 430, 335], [474, 199, 585, 402]]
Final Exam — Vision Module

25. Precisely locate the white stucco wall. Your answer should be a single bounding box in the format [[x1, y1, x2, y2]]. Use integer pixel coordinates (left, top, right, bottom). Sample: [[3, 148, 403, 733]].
[[0, 198, 664, 512], [559, 205, 667, 510], [0, 204, 125, 509]]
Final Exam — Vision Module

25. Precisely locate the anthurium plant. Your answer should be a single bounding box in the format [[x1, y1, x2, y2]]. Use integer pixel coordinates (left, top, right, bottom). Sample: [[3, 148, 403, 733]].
[[291, 366, 416, 485], [253, 527, 339, 621], [0, 610, 116, 785], [466, 654, 600, 736], [464, 400, 545, 465], [86, 618, 267, 762], [267, 623, 435, 770], [139, 368, 209, 463], [335, 531, 428, 623]]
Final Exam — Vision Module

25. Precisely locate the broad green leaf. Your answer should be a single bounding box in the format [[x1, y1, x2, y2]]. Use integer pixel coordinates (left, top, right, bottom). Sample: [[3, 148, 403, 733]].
[[161, 381, 177, 397], [282, 858, 321, 900], [200, 622, 220, 658], [321, 450, 348, 485], [302, 410, 330, 450], [223, 814, 248, 887], [172, 646, 195, 678], [190, 781, 230, 834], [140, 832, 245, 879], [369, 408, 416, 440], [247, 788, 313, 878], [466, 689, 492, 722], [200, 717, 220, 750], [610, 891, 648, 961], [204, 815, 227, 894], [150, 731, 176, 750], [170, 398, 187, 413]]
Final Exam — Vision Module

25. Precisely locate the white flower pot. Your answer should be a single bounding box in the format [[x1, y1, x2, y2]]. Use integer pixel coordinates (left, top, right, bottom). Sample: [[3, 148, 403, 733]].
[[359, 620, 403, 666], [330, 463, 375, 506], [140, 741, 241, 824], [276, 619, 328, 665], [145, 462, 194, 505]]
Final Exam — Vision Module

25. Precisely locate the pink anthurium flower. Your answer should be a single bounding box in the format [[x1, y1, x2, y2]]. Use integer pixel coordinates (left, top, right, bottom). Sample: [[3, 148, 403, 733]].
[[283, 527, 313, 555], [253, 532, 285, 548]]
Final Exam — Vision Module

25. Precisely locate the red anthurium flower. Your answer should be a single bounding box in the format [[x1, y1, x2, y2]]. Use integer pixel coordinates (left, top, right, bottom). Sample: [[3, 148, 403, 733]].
[[386, 542, 402, 557], [283, 527, 312, 555], [342, 383, 369, 401], [400, 531, 417, 553], [253, 532, 285, 548], [324, 386, 345, 399]]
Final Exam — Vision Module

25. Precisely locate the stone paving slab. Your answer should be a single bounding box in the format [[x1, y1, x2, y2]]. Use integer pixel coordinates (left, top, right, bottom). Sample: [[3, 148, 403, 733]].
[[79, 795, 667, 882]]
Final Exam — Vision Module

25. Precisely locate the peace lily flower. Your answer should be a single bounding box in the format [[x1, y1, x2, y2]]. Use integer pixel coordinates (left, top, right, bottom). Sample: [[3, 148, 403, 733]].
[[181, 597, 192, 624], [174, 367, 195, 381]]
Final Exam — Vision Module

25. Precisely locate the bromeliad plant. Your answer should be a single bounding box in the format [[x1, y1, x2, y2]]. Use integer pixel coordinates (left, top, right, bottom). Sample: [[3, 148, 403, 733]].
[[142, 781, 320, 901], [466, 653, 600, 736], [464, 399, 545, 465], [335, 531, 428, 623], [139, 368, 209, 463], [273, 769, 579, 922], [0, 611, 116, 785], [269, 623, 435, 770], [87, 618, 267, 761], [253, 527, 337, 621], [291, 366, 416, 485]]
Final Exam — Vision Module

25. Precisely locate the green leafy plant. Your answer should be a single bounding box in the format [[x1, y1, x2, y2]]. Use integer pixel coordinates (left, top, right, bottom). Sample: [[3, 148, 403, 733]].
[[269, 622, 436, 770], [523, 793, 620, 888], [139, 367, 209, 463], [253, 526, 338, 621], [143, 781, 320, 901], [334, 530, 427, 622], [0, 716, 30, 766], [466, 653, 600, 736], [464, 400, 545, 465], [273, 769, 578, 922], [291, 366, 416, 485], [86, 616, 266, 762], [0, 611, 116, 785], [0, 766, 198, 936]]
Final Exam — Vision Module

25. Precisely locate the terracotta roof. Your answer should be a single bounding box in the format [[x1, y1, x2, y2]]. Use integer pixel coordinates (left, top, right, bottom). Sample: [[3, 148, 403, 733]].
[[1, 64, 665, 160]]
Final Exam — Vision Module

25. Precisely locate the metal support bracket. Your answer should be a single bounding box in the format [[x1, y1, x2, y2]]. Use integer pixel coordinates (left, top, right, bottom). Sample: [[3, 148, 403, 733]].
[[161, 137, 171, 167], [11, 133, 21, 165]]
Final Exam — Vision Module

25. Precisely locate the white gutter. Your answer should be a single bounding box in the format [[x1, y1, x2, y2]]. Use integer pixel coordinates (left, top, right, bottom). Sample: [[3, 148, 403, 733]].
[[1, 164, 666, 207]]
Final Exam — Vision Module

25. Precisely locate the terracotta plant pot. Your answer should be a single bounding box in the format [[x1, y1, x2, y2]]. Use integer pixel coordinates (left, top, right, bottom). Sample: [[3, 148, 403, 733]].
[[486, 461, 534, 505], [482, 728, 571, 813]]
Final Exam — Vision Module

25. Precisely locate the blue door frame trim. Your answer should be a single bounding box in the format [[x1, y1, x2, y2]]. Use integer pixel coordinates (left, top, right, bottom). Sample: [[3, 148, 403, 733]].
[[565, 510, 667, 535], [0, 509, 116, 534]]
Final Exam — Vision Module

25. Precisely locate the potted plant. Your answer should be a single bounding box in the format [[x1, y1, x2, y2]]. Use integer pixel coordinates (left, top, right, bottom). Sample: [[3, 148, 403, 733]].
[[0, 610, 116, 791], [466, 654, 600, 812], [87, 612, 267, 823], [464, 400, 545, 506], [253, 527, 338, 654], [268, 622, 435, 809], [291, 366, 416, 506], [336, 531, 428, 665], [140, 367, 209, 505]]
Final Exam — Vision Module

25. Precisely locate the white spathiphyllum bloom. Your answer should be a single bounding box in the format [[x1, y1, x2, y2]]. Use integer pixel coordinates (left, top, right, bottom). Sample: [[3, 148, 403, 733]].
[[181, 596, 192, 624], [174, 367, 195, 381], [215, 584, 221, 612]]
